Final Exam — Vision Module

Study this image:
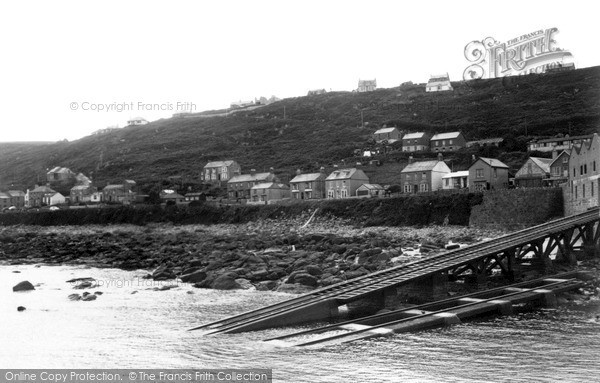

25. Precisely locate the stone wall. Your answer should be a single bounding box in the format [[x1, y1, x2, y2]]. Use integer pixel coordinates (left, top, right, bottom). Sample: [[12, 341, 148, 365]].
[[563, 176, 600, 216], [469, 188, 564, 230]]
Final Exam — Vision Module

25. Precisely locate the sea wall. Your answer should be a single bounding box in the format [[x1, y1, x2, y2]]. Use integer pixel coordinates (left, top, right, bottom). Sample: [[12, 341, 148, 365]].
[[469, 188, 564, 230]]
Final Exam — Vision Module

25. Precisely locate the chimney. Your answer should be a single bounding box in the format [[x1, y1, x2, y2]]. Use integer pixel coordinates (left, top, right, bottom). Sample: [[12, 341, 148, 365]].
[[472, 155, 476, 162], [408, 155, 414, 164], [296, 169, 302, 176], [320, 166, 325, 174], [437, 153, 443, 162], [552, 149, 558, 159], [250, 169, 256, 176]]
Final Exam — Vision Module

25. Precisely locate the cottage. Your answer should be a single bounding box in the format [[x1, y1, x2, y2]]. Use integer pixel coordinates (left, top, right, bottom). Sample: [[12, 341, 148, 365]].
[[249, 183, 291, 204], [161, 192, 186, 205], [564, 134, 600, 215], [373, 127, 400, 143], [442, 171, 469, 190], [400, 158, 451, 193], [70, 184, 98, 203], [356, 183, 385, 198], [230, 100, 255, 109], [307, 89, 326, 96], [185, 192, 206, 202], [0, 192, 11, 209], [6, 190, 25, 208], [102, 180, 137, 204], [514, 157, 553, 188], [425, 74, 453, 92], [466, 138, 504, 148], [325, 168, 369, 199], [127, 117, 149, 126], [548, 150, 570, 186], [289, 170, 326, 200], [469, 157, 509, 191], [357, 79, 376, 92], [203, 160, 241, 183], [227, 171, 277, 200], [26, 185, 57, 207], [47, 167, 75, 183], [528, 134, 593, 153], [43, 192, 66, 206], [430, 132, 466, 152], [401, 132, 431, 152]]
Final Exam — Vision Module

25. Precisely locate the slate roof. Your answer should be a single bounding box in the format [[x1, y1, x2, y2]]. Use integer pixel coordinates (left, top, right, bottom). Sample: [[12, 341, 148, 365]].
[[30, 185, 56, 193], [442, 171, 469, 178], [374, 127, 398, 134], [325, 168, 367, 181], [204, 160, 236, 168], [290, 173, 323, 183], [251, 182, 289, 190], [229, 173, 273, 183], [401, 161, 440, 173], [357, 183, 384, 190], [530, 157, 553, 173], [477, 157, 509, 169], [431, 132, 462, 141], [402, 132, 426, 140]]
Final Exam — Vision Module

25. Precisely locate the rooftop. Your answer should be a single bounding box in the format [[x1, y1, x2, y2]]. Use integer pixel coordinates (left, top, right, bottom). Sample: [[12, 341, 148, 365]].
[[476, 157, 509, 169], [401, 160, 441, 173], [229, 172, 273, 183], [290, 173, 324, 183], [431, 132, 462, 140], [402, 132, 427, 140]]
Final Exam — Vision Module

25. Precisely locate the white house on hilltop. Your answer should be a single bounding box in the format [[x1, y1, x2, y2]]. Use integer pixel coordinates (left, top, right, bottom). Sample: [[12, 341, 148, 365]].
[[127, 117, 149, 126], [426, 73, 453, 92]]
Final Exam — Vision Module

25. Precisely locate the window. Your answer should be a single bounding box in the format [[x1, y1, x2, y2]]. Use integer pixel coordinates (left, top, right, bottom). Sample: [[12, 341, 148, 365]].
[[493, 168, 498, 178], [449, 139, 453, 145], [583, 184, 586, 198], [573, 167, 576, 177], [575, 186, 578, 198], [327, 189, 335, 199], [420, 183, 428, 192], [340, 189, 348, 198], [594, 161, 597, 172], [476, 169, 484, 178], [421, 172, 426, 180], [404, 185, 412, 193], [445, 179, 449, 186], [584, 164, 587, 174], [562, 157, 569, 163], [435, 141, 439, 146], [592, 182, 595, 197]]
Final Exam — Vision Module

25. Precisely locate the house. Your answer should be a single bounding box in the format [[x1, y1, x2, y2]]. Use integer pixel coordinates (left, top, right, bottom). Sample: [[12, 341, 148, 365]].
[[0, 192, 11, 209], [307, 89, 326, 96], [5, 190, 25, 208], [466, 138, 504, 148], [425, 73, 453, 92], [227, 171, 277, 200], [402, 132, 431, 152], [127, 117, 149, 126], [548, 150, 571, 186], [70, 184, 98, 203], [203, 160, 241, 184], [26, 185, 57, 207], [102, 180, 137, 204], [514, 157, 553, 188], [468, 157, 510, 191], [430, 132, 466, 152], [46, 167, 75, 183], [373, 127, 400, 143], [289, 169, 326, 200], [43, 192, 66, 206], [357, 79, 376, 92], [90, 192, 103, 203], [249, 183, 291, 204], [356, 184, 385, 198], [528, 134, 593, 153], [325, 168, 369, 199], [400, 157, 451, 193], [230, 100, 255, 109], [161, 192, 186, 205], [442, 171, 469, 190], [564, 134, 600, 215], [185, 192, 206, 202]]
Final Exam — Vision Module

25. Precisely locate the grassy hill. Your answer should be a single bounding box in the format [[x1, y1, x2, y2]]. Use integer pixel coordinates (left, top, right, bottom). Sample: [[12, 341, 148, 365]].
[[1, 66, 599, 193]]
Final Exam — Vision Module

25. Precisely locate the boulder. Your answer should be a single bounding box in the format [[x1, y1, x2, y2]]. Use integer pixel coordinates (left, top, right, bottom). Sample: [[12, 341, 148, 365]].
[[211, 272, 242, 290], [12, 281, 35, 292], [73, 281, 96, 289], [290, 273, 318, 287], [305, 265, 323, 276], [82, 294, 97, 301], [17, 306, 26, 311], [255, 280, 278, 291], [180, 270, 207, 283], [277, 283, 315, 294], [68, 293, 82, 301], [234, 278, 255, 290]]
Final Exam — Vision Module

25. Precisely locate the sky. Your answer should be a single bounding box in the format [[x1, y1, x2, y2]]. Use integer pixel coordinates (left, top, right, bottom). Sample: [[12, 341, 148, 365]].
[[0, 0, 598, 142]]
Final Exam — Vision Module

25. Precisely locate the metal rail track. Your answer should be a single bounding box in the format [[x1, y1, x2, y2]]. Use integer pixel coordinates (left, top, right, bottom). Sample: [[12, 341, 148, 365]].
[[190, 208, 599, 334]]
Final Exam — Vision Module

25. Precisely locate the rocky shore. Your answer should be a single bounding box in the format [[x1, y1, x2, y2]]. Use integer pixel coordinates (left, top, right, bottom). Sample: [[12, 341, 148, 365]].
[[2, 216, 599, 303], [1, 217, 507, 292]]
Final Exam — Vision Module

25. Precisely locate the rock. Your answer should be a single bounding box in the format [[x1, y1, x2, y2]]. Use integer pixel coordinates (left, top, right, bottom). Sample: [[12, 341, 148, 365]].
[[180, 270, 208, 283], [256, 280, 277, 291], [82, 294, 97, 301], [13, 281, 35, 292], [234, 278, 255, 290], [211, 272, 242, 290], [290, 273, 318, 287], [73, 281, 95, 289], [186, 290, 195, 294], [248, 268, 269, 281], [151, 264, 176, 280], [94, 291, 103, 295], [66, 277, 95, 283], [12, 270, 21, 273], [305, 265, 323, 276], [181, 266, 203, 275], [131, 291, 138, 295], [68, 293, 82, 301], [17, 306, 26, 311], [445, 243, 460, 250]]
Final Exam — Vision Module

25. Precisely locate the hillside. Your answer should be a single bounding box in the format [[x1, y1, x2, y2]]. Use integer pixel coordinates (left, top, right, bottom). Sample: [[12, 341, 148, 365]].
[[1, 66, 599, 192]]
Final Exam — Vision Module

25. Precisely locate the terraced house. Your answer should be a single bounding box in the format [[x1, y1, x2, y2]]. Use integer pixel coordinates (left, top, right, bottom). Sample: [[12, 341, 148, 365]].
[[401, 132, 431, 152], [564, 133, 600, 215], [289, 169, 326, 200], [227, 170, 277, 200], [325, 168, 369, 199], [469, 157, 509, 191], [430, 132, 466, 152]]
